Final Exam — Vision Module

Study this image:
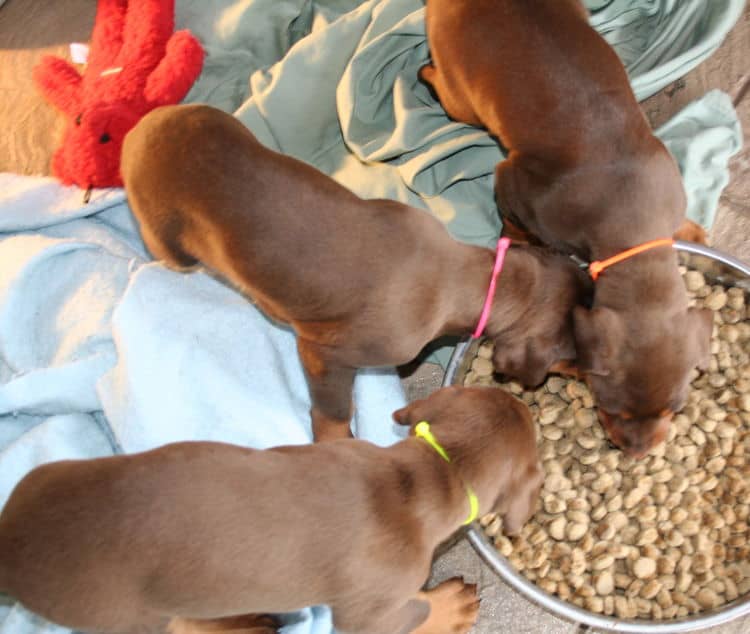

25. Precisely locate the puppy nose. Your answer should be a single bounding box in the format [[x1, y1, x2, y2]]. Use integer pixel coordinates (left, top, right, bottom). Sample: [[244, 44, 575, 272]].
[[597, 409, 648, 459], [622, 444, 650, 460]]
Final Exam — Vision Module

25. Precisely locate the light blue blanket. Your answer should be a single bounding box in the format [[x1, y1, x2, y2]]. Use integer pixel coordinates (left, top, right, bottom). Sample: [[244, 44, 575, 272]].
[[0, 0, 744, 632], [0, 178, 406, 634]]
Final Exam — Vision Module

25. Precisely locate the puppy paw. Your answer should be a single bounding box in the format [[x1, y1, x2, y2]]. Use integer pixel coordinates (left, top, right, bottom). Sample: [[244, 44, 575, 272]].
[[673, 219, 708, 245], [547, 358, 581, 379], [414, 578, 480, 634]]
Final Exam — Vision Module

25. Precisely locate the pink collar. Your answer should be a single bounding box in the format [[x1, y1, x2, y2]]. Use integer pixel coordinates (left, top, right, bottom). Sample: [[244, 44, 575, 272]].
[[472, 237, 511, 339]]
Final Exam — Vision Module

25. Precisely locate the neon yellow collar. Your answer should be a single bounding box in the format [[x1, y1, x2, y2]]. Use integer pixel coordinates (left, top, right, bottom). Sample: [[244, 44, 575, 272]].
[[414, 421, 479, 526]]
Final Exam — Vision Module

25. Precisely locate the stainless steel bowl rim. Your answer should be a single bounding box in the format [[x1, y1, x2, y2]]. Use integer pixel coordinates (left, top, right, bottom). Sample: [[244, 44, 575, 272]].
[[442, 241, 750, 633]]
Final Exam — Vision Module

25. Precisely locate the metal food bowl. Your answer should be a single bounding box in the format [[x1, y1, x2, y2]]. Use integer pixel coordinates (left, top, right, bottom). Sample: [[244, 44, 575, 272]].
[[443, 241, 750, 632]]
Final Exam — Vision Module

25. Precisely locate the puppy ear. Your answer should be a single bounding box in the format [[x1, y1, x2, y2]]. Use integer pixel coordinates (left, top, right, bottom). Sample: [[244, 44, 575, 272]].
[[572, 306, 621, 377], [688, 307, 713, 371], [500, 464, 544, 536], [492, 337, 564, 387], [392, 402, 419, 425], [393, 386, 463, 426]]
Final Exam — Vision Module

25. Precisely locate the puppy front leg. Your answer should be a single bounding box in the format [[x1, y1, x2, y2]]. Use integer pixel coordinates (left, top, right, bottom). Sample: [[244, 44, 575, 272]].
[[334, 578, 479, 634], [412, 579, 480, 634], [297, 338, 356, 442], [333, 598, 430, 634]]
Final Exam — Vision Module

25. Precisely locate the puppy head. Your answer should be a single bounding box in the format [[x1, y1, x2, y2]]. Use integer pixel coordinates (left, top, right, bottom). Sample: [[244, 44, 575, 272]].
[[393, 386, 543, 535], [490, 253, 588, 387], [491, 455, 544, 536], [573, 304, 712, 457], [491, 333, 576, 389]]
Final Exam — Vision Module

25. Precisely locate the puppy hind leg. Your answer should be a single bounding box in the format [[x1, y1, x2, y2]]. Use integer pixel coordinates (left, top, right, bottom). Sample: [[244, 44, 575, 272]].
[[418, 64, 481, 127], [418, 63, 438, 90], [296, 338, 356, 442], [137, 213, 199, 271]]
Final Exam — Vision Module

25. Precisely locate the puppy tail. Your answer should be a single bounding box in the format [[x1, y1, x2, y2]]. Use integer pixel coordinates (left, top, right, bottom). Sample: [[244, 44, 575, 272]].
[[0, 528, 18, 596], [0, 539, 9, 594]]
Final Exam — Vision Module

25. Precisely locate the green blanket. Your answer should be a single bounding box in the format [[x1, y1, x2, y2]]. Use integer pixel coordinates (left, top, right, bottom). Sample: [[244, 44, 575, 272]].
[[177, 0, 744, 362], [179, 0, 743, 242]]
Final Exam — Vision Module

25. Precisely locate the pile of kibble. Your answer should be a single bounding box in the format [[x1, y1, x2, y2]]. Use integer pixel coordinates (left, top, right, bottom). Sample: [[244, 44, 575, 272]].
[[463, 263, 750, 620]]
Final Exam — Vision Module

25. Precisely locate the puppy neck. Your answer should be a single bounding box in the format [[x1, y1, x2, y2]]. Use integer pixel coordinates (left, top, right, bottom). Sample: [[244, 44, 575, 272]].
[[440, 245, 536, 337], [591, 247, 687, 313], [483, 246, 555, 336], [402, 419, 511, 524], [387, 439, 475, 542]]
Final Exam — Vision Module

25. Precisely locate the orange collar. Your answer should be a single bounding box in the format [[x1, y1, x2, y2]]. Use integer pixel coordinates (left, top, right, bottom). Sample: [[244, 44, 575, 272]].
[[588, 238, 674, 281]]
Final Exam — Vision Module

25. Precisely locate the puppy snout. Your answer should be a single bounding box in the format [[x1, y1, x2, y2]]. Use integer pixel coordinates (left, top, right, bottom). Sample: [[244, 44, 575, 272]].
[[392, 404, 416, 425], [598, 409, 671, 459], [621, 443, 651, 460]]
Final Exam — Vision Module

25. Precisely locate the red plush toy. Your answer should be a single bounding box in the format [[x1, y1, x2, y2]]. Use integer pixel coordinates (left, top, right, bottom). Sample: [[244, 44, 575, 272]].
[[33, 0, 204, 195]]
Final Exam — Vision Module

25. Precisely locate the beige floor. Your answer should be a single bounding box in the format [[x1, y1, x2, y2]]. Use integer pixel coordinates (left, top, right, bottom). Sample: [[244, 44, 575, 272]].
[[407, 9, 750, 632]]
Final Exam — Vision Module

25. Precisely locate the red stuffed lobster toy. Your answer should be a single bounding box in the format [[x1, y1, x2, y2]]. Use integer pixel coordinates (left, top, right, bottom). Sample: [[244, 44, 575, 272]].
[[33, 0, 204, 196]]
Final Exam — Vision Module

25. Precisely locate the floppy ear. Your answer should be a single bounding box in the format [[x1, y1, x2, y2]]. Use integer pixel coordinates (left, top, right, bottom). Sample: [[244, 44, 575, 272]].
[[392, 401, 421, 426], [492, 337, 565, 387], [572, 306, 622, 377], [393, 386, 462, 426], [496, 464, 544, 536], [688, 307, 713, 371]]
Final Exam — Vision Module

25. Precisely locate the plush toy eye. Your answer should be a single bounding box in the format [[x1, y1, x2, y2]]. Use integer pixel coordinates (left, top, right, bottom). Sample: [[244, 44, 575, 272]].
[[75, 114, 82, 126], [99, 133, 111, 144]]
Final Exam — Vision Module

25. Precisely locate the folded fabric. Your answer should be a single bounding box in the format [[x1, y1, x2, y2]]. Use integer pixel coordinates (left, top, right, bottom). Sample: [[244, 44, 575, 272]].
[[656, 89, 744, 229], [0, 180, 407, 634], [586, 0, 746, 100]]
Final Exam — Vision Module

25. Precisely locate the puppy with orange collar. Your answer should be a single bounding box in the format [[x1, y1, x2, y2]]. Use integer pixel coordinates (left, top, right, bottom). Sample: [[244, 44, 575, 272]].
[[419, 0, 712, 457]]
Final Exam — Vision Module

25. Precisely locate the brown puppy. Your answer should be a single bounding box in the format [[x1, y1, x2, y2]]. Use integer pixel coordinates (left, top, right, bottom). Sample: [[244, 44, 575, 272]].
[[121, 104, 589, 442], [419, 0, 712, 457], [0, 386, 543, 634]]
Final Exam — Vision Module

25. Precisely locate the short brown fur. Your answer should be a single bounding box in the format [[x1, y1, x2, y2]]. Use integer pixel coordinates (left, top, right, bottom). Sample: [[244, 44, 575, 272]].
[[419, 0, 713, 457], [0, 386, 542, 634], [121, 104, 589, 441]]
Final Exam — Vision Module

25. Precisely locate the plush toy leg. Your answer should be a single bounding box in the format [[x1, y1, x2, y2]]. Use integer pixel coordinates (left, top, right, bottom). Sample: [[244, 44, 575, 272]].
[[87, 0, 129, 70], [144, 30, 204, 106], [33, 57, 83, 118], [120, 0, 177, 69]]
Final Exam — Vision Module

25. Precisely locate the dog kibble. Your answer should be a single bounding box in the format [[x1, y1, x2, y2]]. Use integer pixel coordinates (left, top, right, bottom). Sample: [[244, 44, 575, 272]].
[[471, 356, 494, 377], [705, 290, 728, 311], [567, 522, 589, 542], [624, 488, 647, 509], [468, 263, 750, 620], [633, 557, 657, 580]]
